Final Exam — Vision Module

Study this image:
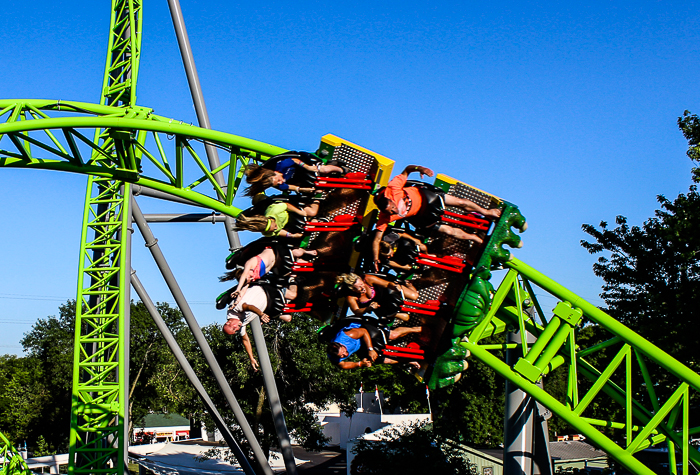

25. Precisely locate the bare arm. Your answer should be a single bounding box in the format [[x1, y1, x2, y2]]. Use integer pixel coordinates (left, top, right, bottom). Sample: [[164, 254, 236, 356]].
[[241, 333, 259, 371], [337, 359, 373, 369], [398, 232, 428, 252], [241, 303, 270, 323], [371, 229, 384, 271], [293, 157, 316, 173], [235, 257, 257, 293], [279, 229, 303, 239], [387, 260, 413, 272], [347, 295, 377, 315], [347, 295, 364, 315], [401, 165, 434, 178], [345, 328, 378, 362]]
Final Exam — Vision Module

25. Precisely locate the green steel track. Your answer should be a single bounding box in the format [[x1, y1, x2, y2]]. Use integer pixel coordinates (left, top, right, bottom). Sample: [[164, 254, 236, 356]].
[[0, 432, 31, 475], [0, 100, 284, 215], [429, 247, 700, 475], [2, 0, 700, 474]]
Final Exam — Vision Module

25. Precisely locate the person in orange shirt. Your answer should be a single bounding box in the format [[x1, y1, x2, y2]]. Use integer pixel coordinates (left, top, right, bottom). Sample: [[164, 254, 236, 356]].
[[370, 165, 501, 270]]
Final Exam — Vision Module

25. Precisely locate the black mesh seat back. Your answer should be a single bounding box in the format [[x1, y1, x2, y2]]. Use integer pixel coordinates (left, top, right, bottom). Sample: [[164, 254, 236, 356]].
[[404, 183, 444, 230], [361, 320, 389, 350], [371, 285, 403, 318], [272, 243, 295, 276], [392, 238, 420, 267]]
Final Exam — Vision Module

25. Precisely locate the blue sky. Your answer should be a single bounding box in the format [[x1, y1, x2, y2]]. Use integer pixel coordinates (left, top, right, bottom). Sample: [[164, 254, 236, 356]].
[[0, 0, 698, 355]]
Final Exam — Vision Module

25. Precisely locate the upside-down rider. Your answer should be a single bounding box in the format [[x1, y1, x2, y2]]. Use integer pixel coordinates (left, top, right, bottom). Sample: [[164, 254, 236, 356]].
[[327, 321, 423, 369], [222, 282, 296, 371], [370, 165, 501, 271]]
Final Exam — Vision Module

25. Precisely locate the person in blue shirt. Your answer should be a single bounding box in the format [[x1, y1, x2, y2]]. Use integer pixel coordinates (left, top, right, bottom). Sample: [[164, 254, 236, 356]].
[[244, 157, 345, 196], [327, 322, 423, 370]]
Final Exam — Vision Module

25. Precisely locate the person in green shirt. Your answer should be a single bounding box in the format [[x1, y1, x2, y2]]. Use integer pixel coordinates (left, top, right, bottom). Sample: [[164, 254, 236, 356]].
[[236, 200, 319, 238]]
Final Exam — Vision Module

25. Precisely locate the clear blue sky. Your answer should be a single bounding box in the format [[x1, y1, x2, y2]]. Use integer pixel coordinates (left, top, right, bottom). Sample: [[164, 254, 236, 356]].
[[0, 0, 698, 355]]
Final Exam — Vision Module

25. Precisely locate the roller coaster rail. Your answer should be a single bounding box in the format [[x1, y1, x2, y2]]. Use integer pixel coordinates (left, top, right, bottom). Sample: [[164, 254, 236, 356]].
[[439, 255, 700, 475], [0, 99, 284, 216], [2, 0, 700, 474]]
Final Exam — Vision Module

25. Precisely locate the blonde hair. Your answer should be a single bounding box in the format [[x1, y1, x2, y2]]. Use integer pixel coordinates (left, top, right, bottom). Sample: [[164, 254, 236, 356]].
[[336, 273, 361, 289], [244, 164, 278, 197], [235, 214, 273, 233]]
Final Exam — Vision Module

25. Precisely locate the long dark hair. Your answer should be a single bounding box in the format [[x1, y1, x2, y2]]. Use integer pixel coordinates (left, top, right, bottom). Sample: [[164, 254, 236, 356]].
[[244, 164, 277, 197]]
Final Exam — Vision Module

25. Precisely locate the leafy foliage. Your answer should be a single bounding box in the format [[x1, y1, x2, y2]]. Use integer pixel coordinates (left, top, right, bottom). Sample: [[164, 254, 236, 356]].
[[350, 421, 478, 475], [678, 111, 700, 182], [431, 338, 505, 447], [580, 185, 700, 378], [575, 112, 700, 434]]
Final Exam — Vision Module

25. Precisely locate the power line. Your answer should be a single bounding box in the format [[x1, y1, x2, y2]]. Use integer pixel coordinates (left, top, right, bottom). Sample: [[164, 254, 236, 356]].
[[0, 293, 71, 302]]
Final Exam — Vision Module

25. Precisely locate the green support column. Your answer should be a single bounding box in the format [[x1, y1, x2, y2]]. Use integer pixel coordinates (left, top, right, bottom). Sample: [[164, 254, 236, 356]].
[[69, 1, 141, 474]]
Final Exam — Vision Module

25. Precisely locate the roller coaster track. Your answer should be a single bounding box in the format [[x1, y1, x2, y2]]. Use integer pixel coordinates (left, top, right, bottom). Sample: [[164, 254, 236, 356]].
[[0, 99, 284, 213], [3, 1, 700, 475], [429, 246, 700, 474]]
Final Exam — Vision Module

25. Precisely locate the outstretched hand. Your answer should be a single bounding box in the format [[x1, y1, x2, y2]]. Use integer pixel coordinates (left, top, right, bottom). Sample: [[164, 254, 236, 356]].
[[250, 358, 260, 371], [419, 166, 434, 178]]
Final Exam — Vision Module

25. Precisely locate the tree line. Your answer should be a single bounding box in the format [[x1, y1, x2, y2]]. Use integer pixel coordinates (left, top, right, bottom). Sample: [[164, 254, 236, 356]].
[[1, 111, 699, 469]]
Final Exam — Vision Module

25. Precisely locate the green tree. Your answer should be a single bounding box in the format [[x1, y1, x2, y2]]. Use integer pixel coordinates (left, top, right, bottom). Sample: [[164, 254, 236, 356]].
[[580, 180, 700, 378], [431, 339, 505, 447], [127, 301, 190, 436], [195, 313, 364, 457], [3, 300, 194, 453], [0, 355, 47, 446], [678, 110, 700, 183], [350, 421, 478, 475], [578, 111, 700, 427]]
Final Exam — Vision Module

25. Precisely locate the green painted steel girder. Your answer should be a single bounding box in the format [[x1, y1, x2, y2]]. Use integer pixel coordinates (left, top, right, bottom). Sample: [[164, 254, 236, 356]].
[[0, 100, 286, 216], [432, 256, 700, 474], [506, 258, 700, 393], [0, 432, 32, 475]]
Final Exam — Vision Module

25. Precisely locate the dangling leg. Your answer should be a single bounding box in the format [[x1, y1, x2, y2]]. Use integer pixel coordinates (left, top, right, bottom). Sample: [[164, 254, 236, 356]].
[[436, 224, 483, 244], [444, 194, 501, 219], [389, 326, 423, 340]]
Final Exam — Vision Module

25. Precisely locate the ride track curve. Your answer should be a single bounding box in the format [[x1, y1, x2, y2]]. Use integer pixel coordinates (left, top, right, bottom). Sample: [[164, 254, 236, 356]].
[[2, 1, 700, 475]]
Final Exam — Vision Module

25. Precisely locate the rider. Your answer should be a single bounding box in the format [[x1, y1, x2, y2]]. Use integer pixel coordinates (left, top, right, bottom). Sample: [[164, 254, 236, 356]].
[[370, 165, 501, 270], [223, 283, 296, 371], [327, 321, 423, 369]]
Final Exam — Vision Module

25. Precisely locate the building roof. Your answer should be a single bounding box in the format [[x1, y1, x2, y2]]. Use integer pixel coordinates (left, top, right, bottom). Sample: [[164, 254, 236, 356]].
[[549, 440, 606, 461], [139, 413, 190, 429]]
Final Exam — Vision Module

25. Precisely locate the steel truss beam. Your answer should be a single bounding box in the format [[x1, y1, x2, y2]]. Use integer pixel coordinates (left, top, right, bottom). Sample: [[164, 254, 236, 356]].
[[461, 258, 700, 475], [69, 2, 140, 474], [0, 432, 32, 475], [0, 100, 284, 216]]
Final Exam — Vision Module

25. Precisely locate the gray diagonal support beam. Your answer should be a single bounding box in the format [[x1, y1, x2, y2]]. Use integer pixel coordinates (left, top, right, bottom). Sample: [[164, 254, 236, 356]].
[[142, 213, 226, 223], [249, 319, 298, 475], [166, 0, 241, 251], [130, 270, 255, 475], [130, 197, 273, 475]]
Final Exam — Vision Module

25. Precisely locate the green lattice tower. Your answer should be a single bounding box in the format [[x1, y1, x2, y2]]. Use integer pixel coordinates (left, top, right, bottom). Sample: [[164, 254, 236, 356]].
[[68, 1, 142, 473], [2, 2, 700, 474]]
